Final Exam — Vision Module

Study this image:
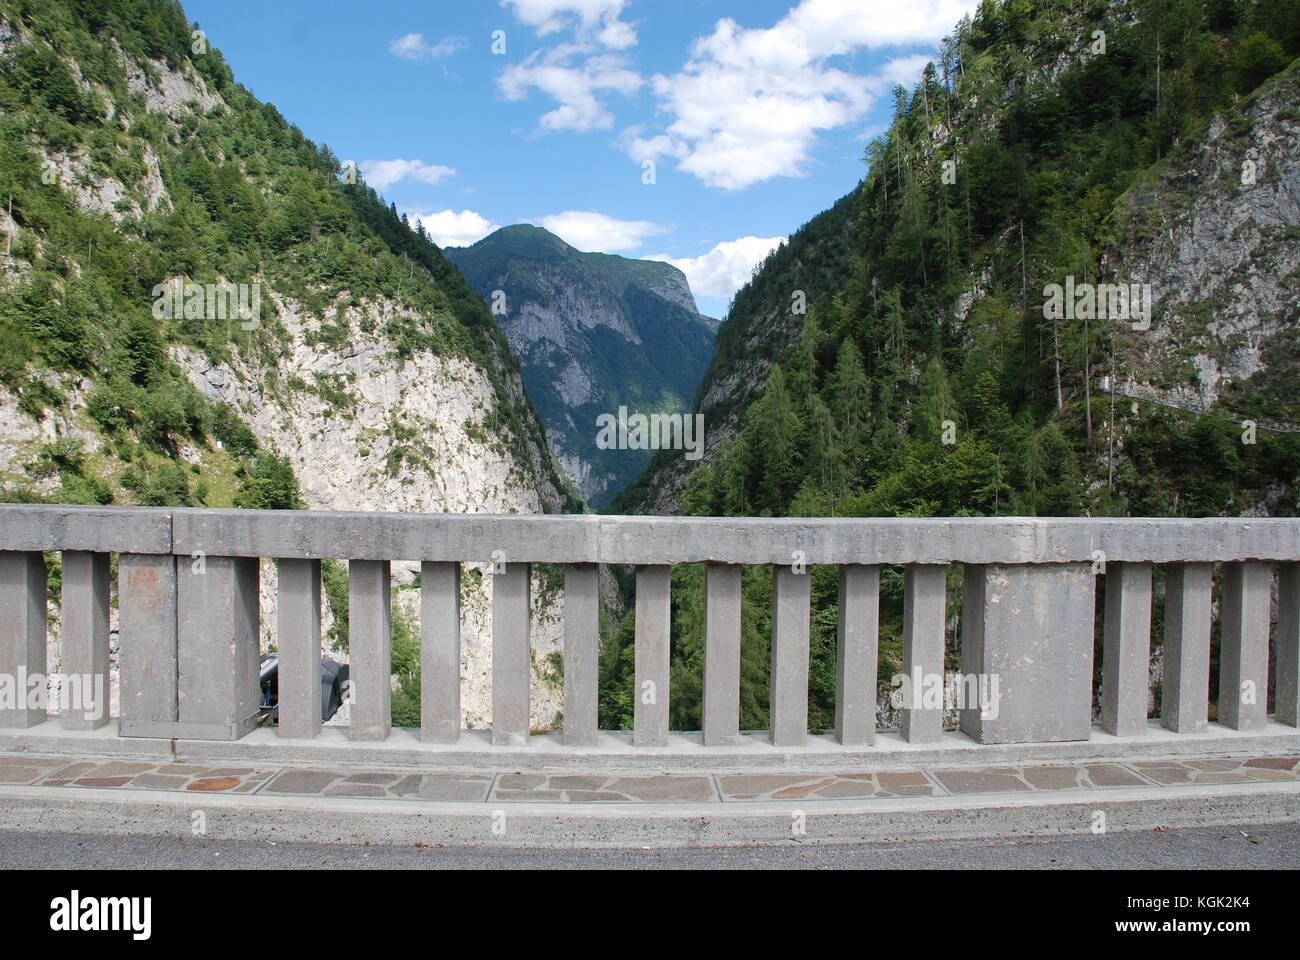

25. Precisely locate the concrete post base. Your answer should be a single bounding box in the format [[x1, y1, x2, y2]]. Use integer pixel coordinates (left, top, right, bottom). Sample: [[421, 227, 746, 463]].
[[961, 563, 1095, 744]]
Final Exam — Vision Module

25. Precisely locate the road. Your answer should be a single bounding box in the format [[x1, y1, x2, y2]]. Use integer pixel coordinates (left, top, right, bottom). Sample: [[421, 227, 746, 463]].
[[1, 822, 1295, 869]]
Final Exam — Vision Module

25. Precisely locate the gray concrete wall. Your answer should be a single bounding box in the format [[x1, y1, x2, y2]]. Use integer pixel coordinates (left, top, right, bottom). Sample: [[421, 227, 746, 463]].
[[4, 507, 1300, 751]]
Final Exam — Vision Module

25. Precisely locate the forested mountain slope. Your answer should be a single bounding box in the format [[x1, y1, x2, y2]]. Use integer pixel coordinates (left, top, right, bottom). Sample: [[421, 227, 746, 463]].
[[609, 190, 859, 514]]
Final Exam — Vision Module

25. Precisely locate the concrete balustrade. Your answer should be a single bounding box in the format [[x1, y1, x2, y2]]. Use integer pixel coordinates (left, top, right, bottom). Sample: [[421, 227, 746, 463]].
[[1, 505, 1299, 757], [421, 561, 461, 745], [1101, 562, 1153, 737], [633, 565, 671, 747], [59, 551, 110, 730], [277, 558, 322, 740], [702, 563, 742, 746], [835, 564, 879, 746], [1161, 563, 1213, 733]]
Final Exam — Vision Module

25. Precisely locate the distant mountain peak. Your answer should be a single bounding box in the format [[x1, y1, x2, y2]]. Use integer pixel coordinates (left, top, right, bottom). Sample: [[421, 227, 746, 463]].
[[446, 227, 717, 507]]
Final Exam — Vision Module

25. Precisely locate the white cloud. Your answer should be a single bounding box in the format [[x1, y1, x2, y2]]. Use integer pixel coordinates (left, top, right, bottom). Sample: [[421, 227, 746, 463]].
[[871, 53, 937, 94], [533, 210, 666, 253], [782, 0, 977, 56], [647, 236, 786, 302], [360, 159, 457, 190], [500, 46, 641, 133], [389, 33, 468, 60], [626, 0, 979, 190], [408, 209, 501, 248], [503, 0, 636, 48]]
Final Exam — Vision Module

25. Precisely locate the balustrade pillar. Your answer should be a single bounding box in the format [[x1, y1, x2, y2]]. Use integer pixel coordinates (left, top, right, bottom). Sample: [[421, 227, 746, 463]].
[[563, 563, 599, 747], [277, 558, 322, 740], [349, 560, 391, 741], [59, 551, 111, 730], [0, 551, 47, 728], [703, 563, 742, 746], [118, 554, 178, 736], [836, 564, 879, 746], [1101, 562, 1153, 736], [901, 564, 946, 744], [960, 563, 1094, 743], [1278, 563, 1300, 727], [1219, 561, 1271, 731], [177, 555, 260, 740], [1161, 563, 1212, 733], [770, 565, 811, 746], [492, 561, 530, 746], [422, 561, 462, 744], [634, 565, 671, 746]]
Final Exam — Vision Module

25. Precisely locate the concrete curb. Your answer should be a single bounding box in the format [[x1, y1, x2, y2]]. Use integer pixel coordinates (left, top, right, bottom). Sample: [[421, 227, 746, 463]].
[[2, 721, 1299, 773], [2, 780, 1297, 849]]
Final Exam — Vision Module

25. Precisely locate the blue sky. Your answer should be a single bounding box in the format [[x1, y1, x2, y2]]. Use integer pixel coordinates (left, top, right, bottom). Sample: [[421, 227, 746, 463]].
[[182, 0, 978, 318]]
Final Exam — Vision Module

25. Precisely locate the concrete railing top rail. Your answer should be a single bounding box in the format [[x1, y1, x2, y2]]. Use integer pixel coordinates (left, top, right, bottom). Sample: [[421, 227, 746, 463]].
[[2, 504, 1300, 564]]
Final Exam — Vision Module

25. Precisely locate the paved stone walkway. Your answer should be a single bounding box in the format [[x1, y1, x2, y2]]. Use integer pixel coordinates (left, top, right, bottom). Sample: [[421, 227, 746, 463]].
[[2, 752, 1296, 804]]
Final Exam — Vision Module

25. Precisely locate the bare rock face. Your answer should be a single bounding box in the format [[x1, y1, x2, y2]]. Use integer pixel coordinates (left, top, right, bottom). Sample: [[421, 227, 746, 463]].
[[1111, 68, 1300, 420]]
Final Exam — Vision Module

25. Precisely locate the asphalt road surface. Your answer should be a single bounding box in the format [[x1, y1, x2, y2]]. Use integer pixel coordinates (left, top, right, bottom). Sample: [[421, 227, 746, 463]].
[[1, 822, 1295, 869]]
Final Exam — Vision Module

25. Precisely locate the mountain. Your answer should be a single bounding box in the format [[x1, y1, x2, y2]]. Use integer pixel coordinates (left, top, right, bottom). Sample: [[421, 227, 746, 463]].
[[608, 190, 860, 514], [446, 224, 717, 507], [615, 0, 1300, 523], [0, 0, 586, 730], [599, 0, 1300, 734]]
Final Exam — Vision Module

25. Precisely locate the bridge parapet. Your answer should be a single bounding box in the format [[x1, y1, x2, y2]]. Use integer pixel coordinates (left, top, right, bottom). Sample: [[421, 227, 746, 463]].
[[1, 505, 1297, 753]]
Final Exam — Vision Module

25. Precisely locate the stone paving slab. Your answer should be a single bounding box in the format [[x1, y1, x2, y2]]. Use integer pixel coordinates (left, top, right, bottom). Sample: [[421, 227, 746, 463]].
[[7, 751, 1298, 805], [262, 768, 493, 802], [1128, 755, 1300, 786], [0, 756, 75, 785], [37, 760, 277, 794], [491, 773, 715, 802], [717, 772, 940, 801]]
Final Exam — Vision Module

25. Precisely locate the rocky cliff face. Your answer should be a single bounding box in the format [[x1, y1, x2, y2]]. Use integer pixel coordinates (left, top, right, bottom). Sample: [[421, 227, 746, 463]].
[[447, 225, 717, 508], [1110, 64, 1300, 423]]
